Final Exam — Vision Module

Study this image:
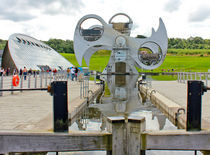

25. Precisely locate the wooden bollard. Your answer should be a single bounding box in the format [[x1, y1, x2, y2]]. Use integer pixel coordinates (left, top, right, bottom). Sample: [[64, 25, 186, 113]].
[[127, 116, 146, 155], [107, 116, 146, 155]]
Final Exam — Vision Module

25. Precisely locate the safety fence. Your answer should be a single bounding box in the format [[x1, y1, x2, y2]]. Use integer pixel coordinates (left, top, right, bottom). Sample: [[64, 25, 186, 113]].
[[0, 71, 92, 98], [177, 72, 210, 86]]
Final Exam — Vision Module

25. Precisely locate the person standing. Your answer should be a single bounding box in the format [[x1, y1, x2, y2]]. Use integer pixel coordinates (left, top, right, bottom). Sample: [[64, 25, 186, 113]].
[[75, 67, 79, 81], [19, 68, 23, 77], [23, 67, 27, 80], [0, 67, 4, 76], [67, 68, 70, 79], [6, 68, 10, 76], [70, 67, 75, 81]]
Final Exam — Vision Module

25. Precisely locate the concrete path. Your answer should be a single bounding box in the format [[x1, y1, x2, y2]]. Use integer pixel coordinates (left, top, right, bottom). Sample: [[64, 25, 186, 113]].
[[151, 80, 210, 124], [0, 80, 101, 131]]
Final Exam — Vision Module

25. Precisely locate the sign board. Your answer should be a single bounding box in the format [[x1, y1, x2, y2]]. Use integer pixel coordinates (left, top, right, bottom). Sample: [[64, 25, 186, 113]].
[[115, 50, 126, 61]]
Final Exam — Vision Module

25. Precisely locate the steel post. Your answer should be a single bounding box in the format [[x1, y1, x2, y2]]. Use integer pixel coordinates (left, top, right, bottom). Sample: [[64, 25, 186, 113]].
[[20, 75, 23, 92], [183, 72, 185, 83], [11, 76, 14, 94], [35, 74, 37, 88], [28, 75, 31, 88], [51, 81, 68, 132], [45, 73, 48, 87], [40, 73, 43, 88], [0, 75, 3, 96], [206, 73, 208, 87], [187, 80, 204, 131]]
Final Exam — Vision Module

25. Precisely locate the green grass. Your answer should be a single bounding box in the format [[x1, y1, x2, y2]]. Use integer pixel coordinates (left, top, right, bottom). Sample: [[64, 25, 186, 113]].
[[168, 49, 210, 56], [61, 51, 110, 71], [61, 53, 210, 73], [151, 75, 177, 81], [61, 51, 210, 81], [153, 56, 210, 72]]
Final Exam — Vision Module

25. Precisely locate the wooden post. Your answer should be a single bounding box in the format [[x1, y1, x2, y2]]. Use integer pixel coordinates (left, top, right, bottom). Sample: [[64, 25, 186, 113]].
[[127, 116, 146, 155], [107, 116, 146, 155], [107, 117, 125, 155]]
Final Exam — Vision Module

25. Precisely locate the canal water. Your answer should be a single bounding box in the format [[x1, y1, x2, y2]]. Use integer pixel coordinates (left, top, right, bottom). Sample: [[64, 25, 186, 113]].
[[48, 75, 202, 155]]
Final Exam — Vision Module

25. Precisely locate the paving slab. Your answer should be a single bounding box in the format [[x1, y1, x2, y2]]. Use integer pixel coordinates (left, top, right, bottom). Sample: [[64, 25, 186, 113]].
[[151, 80, 210, 123], [0, 80, 101, 131]]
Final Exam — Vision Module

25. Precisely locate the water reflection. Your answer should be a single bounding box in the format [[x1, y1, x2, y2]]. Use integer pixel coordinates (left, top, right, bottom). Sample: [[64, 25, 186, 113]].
[[70, 75, 169, 132], [67, 74, 202, 155]]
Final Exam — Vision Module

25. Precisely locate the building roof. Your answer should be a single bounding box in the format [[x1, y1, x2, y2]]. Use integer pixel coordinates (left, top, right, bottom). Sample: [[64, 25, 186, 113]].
[[5, 33, 73, 70]]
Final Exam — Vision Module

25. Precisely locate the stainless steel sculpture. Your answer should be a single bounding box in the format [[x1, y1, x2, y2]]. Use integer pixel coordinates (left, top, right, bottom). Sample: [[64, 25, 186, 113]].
[[73, 13, 168, 74]]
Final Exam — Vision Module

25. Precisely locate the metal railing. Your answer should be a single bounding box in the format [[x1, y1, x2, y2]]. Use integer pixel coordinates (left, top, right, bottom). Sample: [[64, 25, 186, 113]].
[[177, 72, 209, 86], [0, 71, 91, 98]]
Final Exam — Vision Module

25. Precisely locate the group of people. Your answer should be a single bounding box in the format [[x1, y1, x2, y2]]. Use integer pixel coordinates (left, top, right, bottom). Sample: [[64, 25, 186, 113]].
[[67, 67, 79, 81], [0, 66, 82, 82], [0, 67, 11, 76], [12, 67, 32, 80]]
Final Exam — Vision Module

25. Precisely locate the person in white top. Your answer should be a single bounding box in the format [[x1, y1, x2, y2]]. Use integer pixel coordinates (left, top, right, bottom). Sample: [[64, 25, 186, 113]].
[[0, 67, 4, 76], [70, 67, 75, 81]]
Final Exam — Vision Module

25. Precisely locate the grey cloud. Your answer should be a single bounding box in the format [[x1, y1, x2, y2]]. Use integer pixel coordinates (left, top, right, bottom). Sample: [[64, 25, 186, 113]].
[[27, 0, 84, 15], [0, 10, 36, 22], [0, 0, 36, 21], [189, 6, 210, 22], [164, 0, 182, 12], [0, 0, 84, 22]]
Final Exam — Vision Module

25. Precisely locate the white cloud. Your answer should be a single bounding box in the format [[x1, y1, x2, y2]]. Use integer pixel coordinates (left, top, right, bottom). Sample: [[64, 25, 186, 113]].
[[189, 6, 210, 22], [0, 0, 210, 40]]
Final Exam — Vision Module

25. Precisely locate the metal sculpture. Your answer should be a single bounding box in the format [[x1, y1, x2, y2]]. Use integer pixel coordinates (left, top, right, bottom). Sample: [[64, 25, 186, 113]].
[[73, 13, 168, 74]]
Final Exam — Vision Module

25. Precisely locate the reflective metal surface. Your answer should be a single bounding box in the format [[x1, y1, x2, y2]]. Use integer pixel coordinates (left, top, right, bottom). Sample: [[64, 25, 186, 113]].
[[74, 13, 168, 73]]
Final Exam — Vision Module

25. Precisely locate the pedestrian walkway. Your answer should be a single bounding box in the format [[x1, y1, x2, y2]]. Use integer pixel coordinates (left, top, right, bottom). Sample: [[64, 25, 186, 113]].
[[0, 80, 102, 131], [151, 80, 210, 124]]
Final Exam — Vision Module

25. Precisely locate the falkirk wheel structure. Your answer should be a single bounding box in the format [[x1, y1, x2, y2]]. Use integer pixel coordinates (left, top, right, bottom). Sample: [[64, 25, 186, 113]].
[[73, 13, 168, 75]]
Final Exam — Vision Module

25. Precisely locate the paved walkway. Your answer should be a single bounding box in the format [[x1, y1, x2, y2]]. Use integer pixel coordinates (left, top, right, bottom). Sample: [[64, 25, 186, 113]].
[[0, 80, 101, 131], [151, 80, 210, 123]]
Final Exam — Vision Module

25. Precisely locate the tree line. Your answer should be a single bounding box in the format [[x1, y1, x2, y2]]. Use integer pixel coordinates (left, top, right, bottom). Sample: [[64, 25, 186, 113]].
[[1, 37, 210, 52]]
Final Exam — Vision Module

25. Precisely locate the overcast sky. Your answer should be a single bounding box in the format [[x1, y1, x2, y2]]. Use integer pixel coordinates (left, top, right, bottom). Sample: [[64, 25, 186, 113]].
[[0, 0, 210, 40]]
